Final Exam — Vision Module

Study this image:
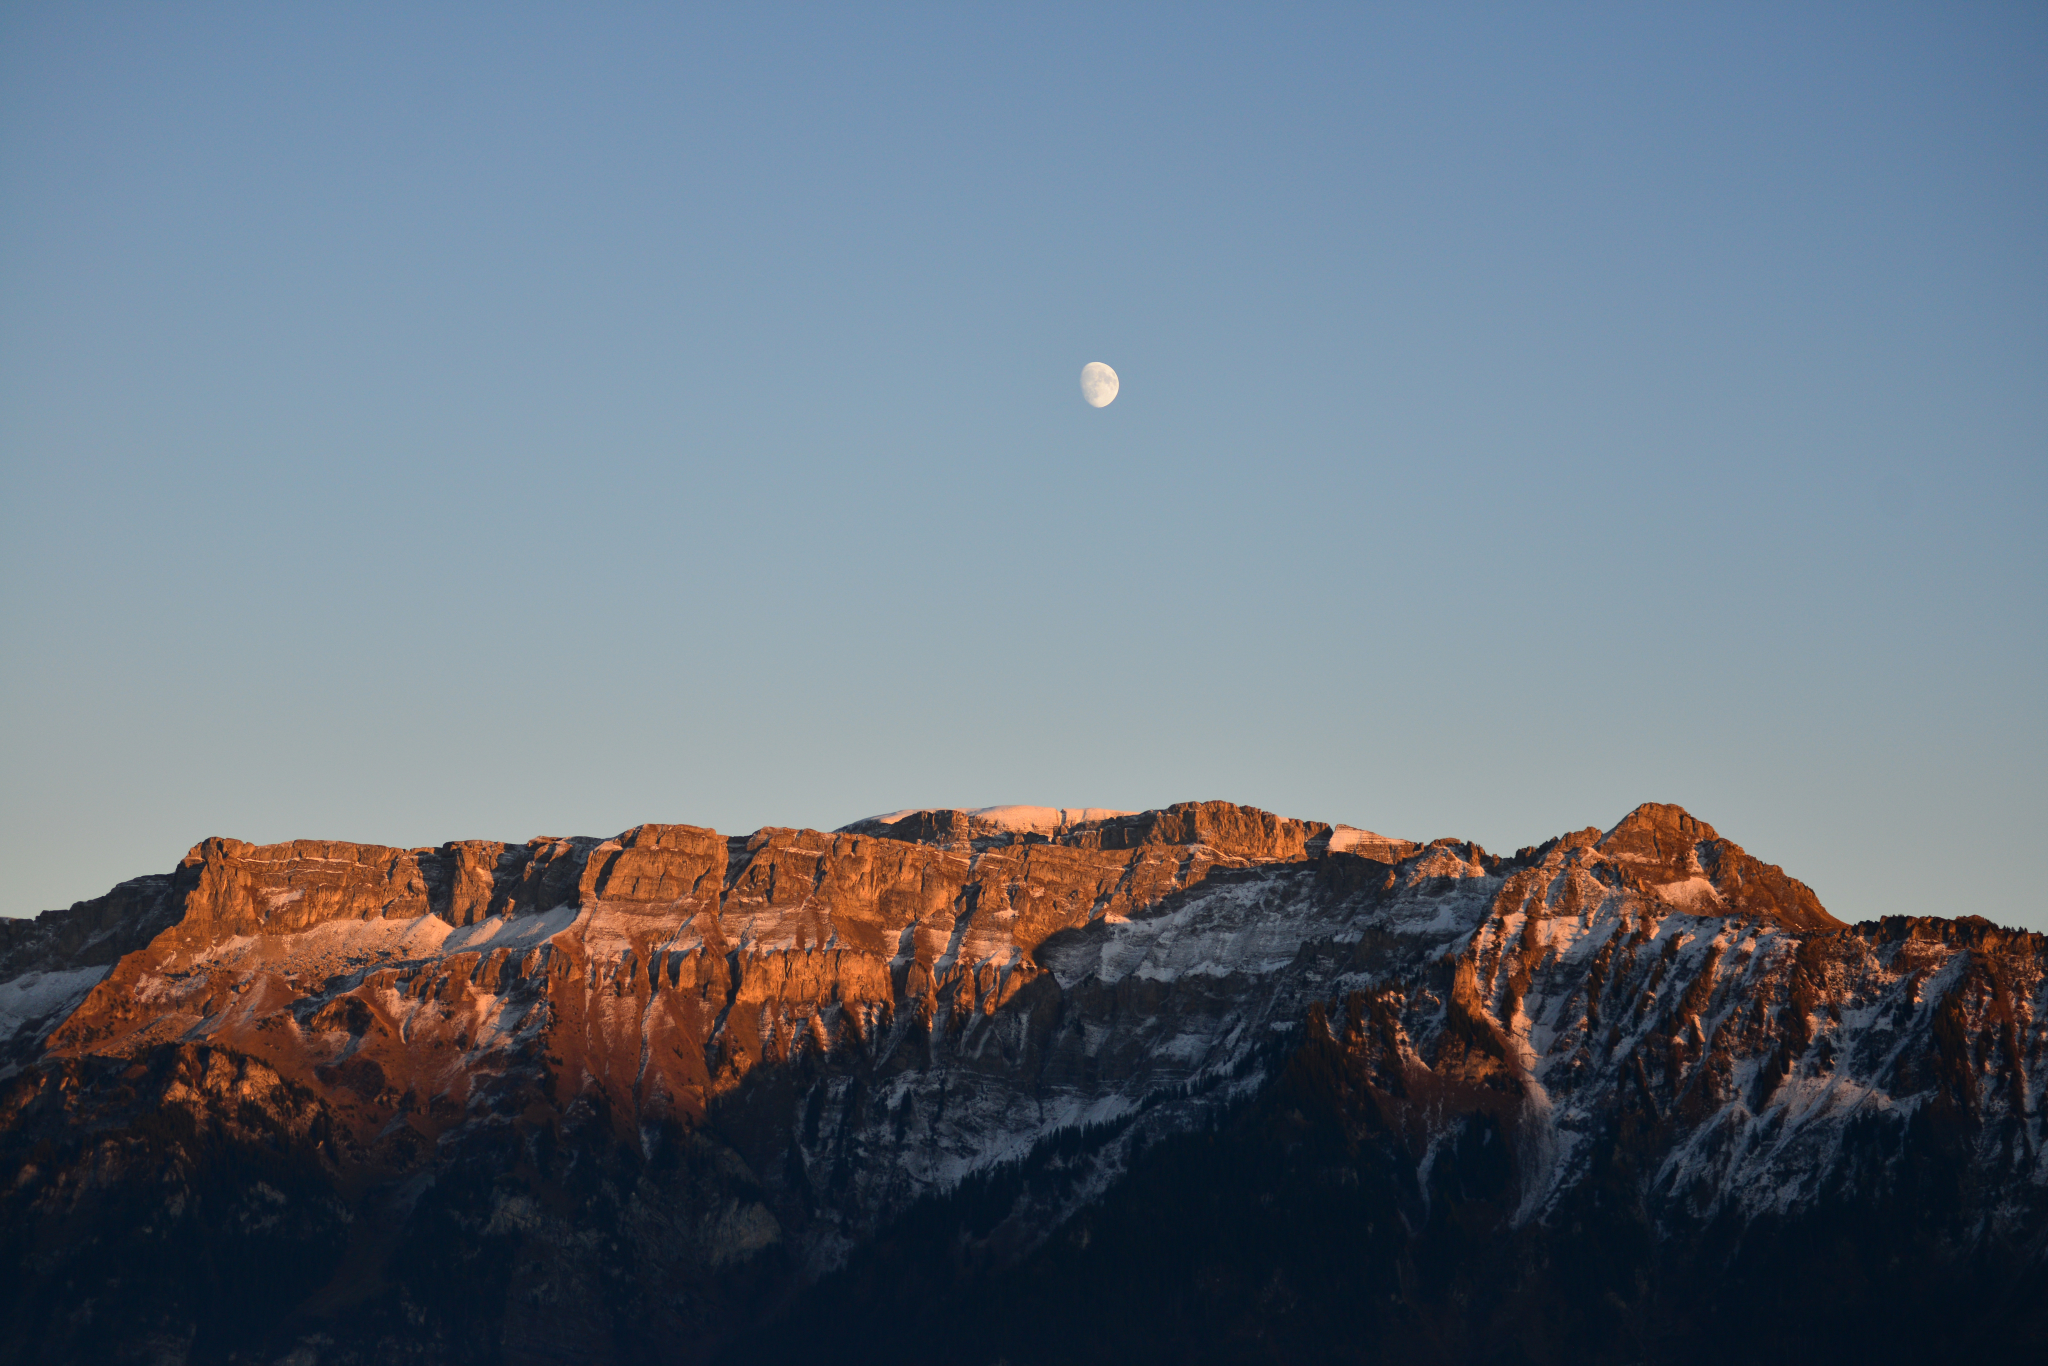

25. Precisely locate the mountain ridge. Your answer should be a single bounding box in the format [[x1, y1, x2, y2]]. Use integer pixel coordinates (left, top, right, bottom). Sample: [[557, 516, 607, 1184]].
[[0, 798, 2038, 1364]]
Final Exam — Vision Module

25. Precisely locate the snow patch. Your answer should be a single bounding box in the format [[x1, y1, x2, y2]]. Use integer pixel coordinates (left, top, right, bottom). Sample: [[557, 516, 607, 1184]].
[[168, 904, 583, 988], [0, 965, 110, 1044], [1653, 876, 1721, 909], [855, 805, 1135, 834]]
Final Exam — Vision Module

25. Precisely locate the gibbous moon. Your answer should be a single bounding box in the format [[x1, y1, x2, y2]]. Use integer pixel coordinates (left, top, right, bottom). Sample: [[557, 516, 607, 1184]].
[[1080, 361, 1120, 408]]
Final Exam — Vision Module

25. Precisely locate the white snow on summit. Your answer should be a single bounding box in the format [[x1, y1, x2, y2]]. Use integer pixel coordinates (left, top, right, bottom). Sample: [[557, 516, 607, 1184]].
[[855, 805, 1135, 833]]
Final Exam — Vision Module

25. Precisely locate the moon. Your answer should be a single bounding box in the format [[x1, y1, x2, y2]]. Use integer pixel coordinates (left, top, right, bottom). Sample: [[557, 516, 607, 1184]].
[[1080, 361, 1119, 408]]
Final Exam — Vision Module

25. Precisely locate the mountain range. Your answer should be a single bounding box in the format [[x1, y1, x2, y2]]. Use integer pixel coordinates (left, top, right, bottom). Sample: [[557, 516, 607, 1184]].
[[1, 799, 2041, 1364]]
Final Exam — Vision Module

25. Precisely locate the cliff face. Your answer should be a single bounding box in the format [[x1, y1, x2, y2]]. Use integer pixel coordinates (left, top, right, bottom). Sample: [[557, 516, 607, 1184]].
[[0, 800, 2041, 1364]]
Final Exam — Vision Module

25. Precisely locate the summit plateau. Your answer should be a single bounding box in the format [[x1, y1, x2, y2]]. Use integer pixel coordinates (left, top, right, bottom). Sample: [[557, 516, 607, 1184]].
[[0, 800, 2041, 1364]]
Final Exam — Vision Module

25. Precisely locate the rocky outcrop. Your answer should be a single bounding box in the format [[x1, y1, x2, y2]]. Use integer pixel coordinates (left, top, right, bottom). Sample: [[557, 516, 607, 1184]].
[[0, 873, 180, 978], [0, 799, 2039, 1364]]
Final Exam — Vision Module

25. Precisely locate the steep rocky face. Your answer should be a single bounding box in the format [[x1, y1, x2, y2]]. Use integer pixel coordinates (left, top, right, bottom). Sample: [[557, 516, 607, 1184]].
[[0, 873, 180, 1073], [0, 800, 2041, 1364]]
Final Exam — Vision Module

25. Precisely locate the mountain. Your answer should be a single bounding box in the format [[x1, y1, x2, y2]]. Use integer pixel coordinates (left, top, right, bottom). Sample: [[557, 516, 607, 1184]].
[[0, 800, 2041, 1364]]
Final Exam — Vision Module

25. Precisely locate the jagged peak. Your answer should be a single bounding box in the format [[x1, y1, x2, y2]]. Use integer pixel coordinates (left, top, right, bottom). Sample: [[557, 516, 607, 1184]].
[[1591, 802, 1840, 932], [1597, 802, 1721, 859]]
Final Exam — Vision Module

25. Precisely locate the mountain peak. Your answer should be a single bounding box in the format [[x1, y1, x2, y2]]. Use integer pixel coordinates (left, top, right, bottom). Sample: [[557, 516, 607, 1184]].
[[1594, 802, 1839, 931], [1598, 802, 1721, 861]]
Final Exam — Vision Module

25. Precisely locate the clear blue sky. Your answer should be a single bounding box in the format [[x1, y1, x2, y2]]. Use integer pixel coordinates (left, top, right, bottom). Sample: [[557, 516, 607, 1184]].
[[3, 4, 2043, 929]]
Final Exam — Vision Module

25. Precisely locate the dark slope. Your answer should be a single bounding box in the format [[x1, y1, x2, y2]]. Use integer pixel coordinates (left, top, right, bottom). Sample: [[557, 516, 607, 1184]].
[[752, 994, 2048, 1365]]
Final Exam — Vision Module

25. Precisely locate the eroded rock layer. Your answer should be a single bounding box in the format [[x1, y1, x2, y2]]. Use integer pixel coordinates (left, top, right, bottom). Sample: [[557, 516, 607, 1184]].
[[0, 800, 2040, 1364]]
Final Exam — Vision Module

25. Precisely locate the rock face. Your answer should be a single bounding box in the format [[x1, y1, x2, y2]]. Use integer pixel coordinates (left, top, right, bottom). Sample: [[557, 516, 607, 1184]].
[[0, 800, 2041, 1364]]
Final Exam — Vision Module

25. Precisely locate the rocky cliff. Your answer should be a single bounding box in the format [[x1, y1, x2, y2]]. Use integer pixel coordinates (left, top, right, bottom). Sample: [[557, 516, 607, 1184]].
[[0, 800, 2040, 1364]]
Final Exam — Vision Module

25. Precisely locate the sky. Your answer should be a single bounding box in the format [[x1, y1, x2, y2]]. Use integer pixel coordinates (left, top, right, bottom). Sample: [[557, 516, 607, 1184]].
[[2, 4, 2043, 930]]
